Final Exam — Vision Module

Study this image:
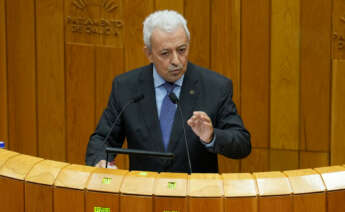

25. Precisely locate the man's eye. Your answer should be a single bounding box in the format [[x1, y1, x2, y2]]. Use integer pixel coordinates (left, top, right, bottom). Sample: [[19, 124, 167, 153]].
[[161, 52, 169, 56], [179, 48, 186, 53]]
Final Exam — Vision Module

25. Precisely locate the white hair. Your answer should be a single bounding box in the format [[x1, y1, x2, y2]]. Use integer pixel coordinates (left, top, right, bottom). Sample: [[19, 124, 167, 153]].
[[143, 10, 190, 49]]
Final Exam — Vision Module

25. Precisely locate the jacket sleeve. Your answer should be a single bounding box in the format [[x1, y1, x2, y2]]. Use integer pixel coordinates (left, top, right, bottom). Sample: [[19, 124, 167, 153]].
[[205, 79, 251, 159], [85, 79, 126, 166]]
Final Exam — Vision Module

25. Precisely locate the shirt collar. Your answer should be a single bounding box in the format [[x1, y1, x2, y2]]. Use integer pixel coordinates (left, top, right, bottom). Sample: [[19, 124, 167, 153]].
[[153, 65, 184, 88]]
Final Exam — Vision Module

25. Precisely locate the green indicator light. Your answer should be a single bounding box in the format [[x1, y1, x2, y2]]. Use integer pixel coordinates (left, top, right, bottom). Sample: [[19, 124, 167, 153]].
[[138, 172, 147, 176], [102, 177, 112, 184], [167, 182, 176, 189], [94, 207, 110, 212]]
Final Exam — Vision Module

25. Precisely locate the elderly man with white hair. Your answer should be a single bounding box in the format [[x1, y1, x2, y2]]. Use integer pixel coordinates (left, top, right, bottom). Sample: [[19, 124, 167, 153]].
[[86, 10, 251, 173]]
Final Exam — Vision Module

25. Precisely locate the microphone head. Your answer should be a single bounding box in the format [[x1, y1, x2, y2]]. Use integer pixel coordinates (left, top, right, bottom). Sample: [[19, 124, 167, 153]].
[[168, 92, 179, 104], [133, 94, 144, 103]]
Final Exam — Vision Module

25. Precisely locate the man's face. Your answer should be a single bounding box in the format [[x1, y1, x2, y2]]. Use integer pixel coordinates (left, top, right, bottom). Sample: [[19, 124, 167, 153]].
[[145, 26, 189, 83]]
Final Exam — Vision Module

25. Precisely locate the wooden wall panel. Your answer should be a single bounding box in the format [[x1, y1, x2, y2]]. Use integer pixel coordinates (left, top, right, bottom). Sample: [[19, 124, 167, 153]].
[[270, 0, 300, 150], [155, 0, 184, 14], [241, 149, 269, 172], [25, 183, 53, 212], [331, 60, 345, 165], [241, 0, 270, 148], [66, 44, 95, 164], [211, 0, 241, 173], [36, 0, 66, 161], [332, 0, 345, 59], [225, 197, 258, 212], [300, 0, 331, 152], [123, 0, 153, 70], [300, 152, 329, 169], [293, 193, 326, 212], [270, 150, 298, 171], [7, 0, 37, 155], [259, 196, 293, 212], [0, 0, 8, 145], [184, 0, 210, 68]]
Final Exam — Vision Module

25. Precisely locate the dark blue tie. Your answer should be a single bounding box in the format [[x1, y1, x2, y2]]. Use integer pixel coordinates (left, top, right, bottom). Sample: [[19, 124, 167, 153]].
[[160, 82, 177, 151]]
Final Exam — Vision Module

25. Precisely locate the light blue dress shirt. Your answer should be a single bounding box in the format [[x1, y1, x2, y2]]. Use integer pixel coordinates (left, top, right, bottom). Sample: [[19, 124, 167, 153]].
[[153, 65, 215, 147]]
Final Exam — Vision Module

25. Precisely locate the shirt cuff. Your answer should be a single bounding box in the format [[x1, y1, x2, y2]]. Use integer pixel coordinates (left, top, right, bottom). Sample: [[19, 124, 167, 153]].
[[202, 135, 216, 148]]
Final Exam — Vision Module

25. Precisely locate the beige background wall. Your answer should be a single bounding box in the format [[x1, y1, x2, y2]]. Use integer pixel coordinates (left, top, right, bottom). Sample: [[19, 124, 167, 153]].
[[0, 0, 344, 173]]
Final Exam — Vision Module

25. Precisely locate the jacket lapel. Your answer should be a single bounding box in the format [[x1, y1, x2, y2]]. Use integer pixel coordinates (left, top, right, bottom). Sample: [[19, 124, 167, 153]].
[[167, 63, 200, 153], [138, 64, 166, 152]]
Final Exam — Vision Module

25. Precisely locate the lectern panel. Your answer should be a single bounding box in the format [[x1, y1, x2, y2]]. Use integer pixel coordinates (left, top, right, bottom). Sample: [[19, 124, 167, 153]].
[[25, 183, 52, 212], [327, 190, 345, 212], [225, 197, 258, 212], [86, 191, 119, 212], [54, 187, 84, 212], [259, 195, 293, 212], [0, 176, 24, 211], [154, 196, 187, 212], [293, 193, 325, 212], [189, 197, 224, 212], [120, 194, 152, 212]]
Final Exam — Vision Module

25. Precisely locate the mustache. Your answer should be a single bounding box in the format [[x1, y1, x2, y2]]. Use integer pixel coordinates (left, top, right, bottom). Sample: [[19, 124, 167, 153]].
[[168, 64, 183, 71]]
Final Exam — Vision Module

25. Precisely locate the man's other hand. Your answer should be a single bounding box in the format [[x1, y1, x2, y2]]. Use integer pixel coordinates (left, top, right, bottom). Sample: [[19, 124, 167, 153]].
[[95, 160, 118, 169], [187, 111, 214, 143]]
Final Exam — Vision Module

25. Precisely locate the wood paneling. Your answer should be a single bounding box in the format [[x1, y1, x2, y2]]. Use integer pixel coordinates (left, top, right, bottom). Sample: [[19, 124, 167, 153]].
[[85, 191, 119, 212], [270, 0, 300, 150], [154, 197, 187, 212], [331, 60, 345, 165], [123, 0, 153, 70], [241, 149, 269, 173], [332, 0, 345, 59], [7, 0, 37, 155], [0, 0, 8, 145], [259, 196, 293, 212], [300, 151, 329, 169], [189, 198, 224, 212], [155, 0, 184, 14], [270, 150, 299, 171], [300, 0, 331, 152], [54, 187, 84, 212], [25, 183, 53, 212], [293, 193, 326, 212], [184, 0, 210, 68], [218, 155, 240, 173], [211, 0, 241, 173], [120, 195, 153, 212], [225, 197, 258, 212], [36, 0, 66, 161], [0, 177, 24, 211], [66, 44, 95, 164], [241, 0, 270, 148], [327, 190, 345, 212]]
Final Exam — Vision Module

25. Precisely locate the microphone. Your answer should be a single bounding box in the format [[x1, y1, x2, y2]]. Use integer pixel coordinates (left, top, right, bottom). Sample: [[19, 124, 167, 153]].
[[168, 92, 193, 174], [104, 94, 144, 168]]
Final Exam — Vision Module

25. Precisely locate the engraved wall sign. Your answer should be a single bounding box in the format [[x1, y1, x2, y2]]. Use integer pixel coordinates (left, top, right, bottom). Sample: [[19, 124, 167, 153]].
[[65, 0, 123, 47]]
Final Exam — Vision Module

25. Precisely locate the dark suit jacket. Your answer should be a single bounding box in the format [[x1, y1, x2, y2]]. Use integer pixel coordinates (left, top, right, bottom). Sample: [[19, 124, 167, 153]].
[[85, 62, 251, 173]]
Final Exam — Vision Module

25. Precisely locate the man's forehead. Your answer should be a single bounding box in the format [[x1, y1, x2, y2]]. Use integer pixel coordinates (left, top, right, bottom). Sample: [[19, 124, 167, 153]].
[[151, 27, 189, 48]]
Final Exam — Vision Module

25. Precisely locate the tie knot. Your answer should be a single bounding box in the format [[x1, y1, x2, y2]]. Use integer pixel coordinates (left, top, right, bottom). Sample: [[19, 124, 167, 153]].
[[163, 82, 176, 93]]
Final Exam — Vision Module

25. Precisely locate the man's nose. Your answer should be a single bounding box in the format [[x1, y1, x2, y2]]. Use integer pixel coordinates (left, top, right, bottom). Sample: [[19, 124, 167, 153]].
[[171, 51, 179, 65]]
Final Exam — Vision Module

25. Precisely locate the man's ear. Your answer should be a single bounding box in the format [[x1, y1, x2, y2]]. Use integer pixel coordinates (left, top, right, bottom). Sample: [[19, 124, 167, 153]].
[[144, 46, 153, 62]]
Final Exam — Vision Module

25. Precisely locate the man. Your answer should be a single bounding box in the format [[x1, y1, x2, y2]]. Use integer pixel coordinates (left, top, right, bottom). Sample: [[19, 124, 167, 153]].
[[85, 10, 251, 173]]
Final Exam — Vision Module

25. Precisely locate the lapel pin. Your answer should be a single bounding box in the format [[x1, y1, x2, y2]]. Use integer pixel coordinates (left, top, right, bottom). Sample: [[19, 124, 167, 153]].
[[189, 90, 195, 95]]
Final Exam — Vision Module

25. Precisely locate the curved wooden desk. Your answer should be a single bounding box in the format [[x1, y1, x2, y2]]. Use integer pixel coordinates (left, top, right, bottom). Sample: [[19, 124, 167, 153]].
[[0, 149, 344, 212]]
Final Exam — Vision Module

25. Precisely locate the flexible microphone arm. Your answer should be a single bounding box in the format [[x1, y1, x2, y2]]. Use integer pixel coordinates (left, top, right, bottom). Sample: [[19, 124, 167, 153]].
[[104, 94, 144, 168], [169, 92, 193, 174]]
